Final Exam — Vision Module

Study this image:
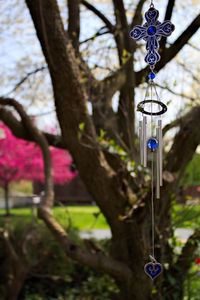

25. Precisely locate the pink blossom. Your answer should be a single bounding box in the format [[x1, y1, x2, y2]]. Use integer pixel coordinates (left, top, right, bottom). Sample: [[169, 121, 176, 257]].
[[0, 122, 77, 187]]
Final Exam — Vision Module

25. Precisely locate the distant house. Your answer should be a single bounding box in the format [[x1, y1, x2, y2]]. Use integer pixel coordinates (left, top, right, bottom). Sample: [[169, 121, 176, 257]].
[[34, 175, 93, 205], [0, 190, 33, 209]]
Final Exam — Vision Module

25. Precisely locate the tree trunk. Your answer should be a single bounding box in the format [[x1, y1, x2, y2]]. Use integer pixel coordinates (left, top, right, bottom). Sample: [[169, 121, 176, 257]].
[[4, 182, 10, 216], [6, 264, 28, 300], [0, 228, 29, 300], [117, 275, 153, 300]]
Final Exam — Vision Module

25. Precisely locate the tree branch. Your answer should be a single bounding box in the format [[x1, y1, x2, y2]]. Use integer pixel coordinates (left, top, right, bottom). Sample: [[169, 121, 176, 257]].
[[178, 61, 199, 84], [164, 0, 176, 20], [161, 228, 200, 296], [0, 229, 19, 264], [155, 83, 196, 102], [112, 0, 128, 31], [4, 66, 46, 97], [176, 228, 200, 273], [38, 207, 134, 283], [159, 0, 175, 50], [80, 27, 110, 44], [81, 0, 114, 32], [165, 106, 200, 174], [89, 51, 134, 106], [0, 106, 66, 148], [100, 65, 127, 101], [156, 106, 200, 231], [162, 117, 181, 136], [112, 0, 132, 54], [136, 13, 200, 85], [187, 41, 200, 52], [130, 0, 146, 29], [0, 97, 54, 209], [68, 0, 80, 52], [164, 13, 200, 63]]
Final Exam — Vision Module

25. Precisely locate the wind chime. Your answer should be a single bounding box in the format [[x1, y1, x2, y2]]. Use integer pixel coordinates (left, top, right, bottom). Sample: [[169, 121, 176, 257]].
[[130, 0, 175, 280]]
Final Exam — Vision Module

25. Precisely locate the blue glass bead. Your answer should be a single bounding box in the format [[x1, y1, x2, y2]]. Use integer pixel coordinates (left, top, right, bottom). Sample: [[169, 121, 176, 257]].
[[147, 26, 156, 36], [148, 72, 156, 80], [147, 138, 158, 150]]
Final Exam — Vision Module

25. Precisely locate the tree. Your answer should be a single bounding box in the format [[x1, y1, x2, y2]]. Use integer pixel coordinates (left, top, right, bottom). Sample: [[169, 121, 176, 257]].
[[0, 0, 200, 298], [0, 122, 75, 216]]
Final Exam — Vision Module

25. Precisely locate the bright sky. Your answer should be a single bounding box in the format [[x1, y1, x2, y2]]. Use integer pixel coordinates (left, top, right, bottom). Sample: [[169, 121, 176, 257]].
[[0, 0, 199, 132]]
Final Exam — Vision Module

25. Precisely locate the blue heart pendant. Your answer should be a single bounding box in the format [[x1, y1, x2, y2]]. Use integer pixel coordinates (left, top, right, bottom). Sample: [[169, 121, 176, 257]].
[[144, 262, 162, 280]]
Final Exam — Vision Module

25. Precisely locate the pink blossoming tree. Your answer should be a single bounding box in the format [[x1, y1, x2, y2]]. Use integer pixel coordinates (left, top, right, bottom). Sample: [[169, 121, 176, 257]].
[[0, 122, 75, 215]]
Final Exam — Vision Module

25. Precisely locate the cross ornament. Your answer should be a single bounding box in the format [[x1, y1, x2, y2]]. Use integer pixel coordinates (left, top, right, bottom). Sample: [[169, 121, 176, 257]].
[[130, 6, 175, 66]]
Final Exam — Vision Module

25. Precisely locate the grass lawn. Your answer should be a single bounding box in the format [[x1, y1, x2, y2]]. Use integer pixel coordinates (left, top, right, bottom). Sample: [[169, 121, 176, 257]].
[[0, 206, 109, 230], [53, 206, 108, 229], [0, 204, 200, 230]]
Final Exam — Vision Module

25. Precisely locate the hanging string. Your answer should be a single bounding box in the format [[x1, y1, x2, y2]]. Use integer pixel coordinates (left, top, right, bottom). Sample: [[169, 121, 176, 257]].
[[150, 80, 155, 259], [151, 151, 155, 258], [150, 83, 153, 134], [152, 81, 160, 102]]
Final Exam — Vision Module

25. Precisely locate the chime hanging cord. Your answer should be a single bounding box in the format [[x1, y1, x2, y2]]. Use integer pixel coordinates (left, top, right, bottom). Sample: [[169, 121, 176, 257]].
[[150, 80, 155, 259], [150, 0, 155, 261]]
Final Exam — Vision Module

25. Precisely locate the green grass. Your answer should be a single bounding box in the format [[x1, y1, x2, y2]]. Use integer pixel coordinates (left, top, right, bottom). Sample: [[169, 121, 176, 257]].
[[1, 204, 200, 230], [0, 206, 109, 230], [53, 206, 108, 229]]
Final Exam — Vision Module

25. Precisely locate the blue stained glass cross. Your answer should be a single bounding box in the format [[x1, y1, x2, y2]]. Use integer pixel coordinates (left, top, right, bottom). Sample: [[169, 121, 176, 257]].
[[130, 6, 175, 66]]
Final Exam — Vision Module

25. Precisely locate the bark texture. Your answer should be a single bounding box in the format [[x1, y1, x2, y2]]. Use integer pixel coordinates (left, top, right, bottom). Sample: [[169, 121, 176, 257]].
[[0, 229, 29, 300]]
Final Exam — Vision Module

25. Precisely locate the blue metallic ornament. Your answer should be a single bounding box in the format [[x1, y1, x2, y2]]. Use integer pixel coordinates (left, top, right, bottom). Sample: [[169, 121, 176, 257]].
[[130, 6, 175, 66], [144, 262, 162, 280], [147, 138, 158, 150]]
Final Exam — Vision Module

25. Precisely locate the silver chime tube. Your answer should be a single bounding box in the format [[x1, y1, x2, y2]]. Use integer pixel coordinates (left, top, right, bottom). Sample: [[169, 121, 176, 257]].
[[139, 120, 144, 165], [143, 116, 147, 167], [156, 127, 160, 199], [158, 120, 163, 186]]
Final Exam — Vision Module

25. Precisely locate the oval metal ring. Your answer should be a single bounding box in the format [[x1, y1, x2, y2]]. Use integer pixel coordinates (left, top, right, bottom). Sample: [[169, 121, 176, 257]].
[[137, 99, 167, 116]]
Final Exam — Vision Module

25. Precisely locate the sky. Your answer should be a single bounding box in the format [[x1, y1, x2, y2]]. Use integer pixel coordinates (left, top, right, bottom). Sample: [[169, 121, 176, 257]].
[[0, 0, 199, 132]]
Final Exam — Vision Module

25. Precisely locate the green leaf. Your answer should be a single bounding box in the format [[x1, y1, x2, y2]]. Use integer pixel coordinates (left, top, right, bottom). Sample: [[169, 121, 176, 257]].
[[166, 100, 172, 105], [79, 122, 85, 131], [152, 288, 157, 294], [100, 129, 106, 139]]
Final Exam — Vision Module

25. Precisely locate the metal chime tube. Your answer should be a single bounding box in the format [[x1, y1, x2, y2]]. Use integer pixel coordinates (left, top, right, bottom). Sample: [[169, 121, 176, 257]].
[[158, 120, 163, 186], [143, 116, 147, 167], [156, 127, 160, 199], [139, 120, 144, 165]]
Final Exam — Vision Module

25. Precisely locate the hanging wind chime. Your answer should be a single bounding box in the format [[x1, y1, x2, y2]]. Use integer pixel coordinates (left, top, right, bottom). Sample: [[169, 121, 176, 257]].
[[130, 0, 175, 280]]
